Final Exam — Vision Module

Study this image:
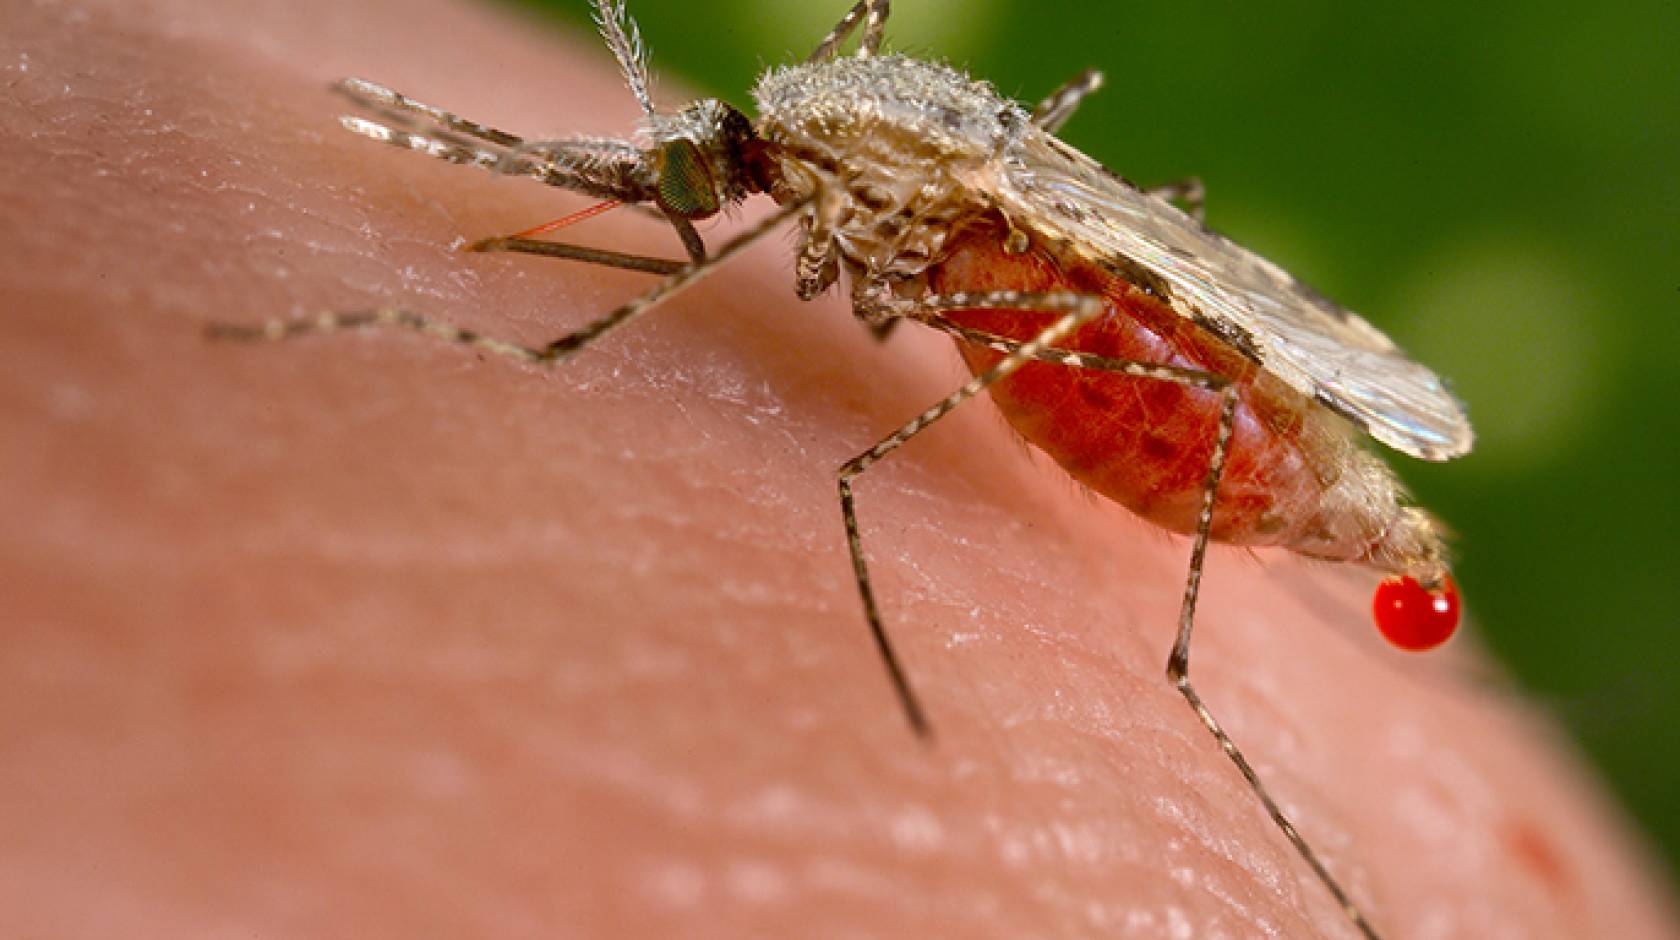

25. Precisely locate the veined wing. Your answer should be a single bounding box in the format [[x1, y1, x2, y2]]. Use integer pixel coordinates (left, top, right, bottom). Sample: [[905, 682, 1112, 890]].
[[975, 129, 1472, 461]]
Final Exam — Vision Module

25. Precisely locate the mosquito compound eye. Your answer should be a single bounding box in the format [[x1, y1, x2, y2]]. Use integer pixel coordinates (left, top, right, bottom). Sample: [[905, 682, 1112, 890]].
[[653, 139, 720, 218], [1372, 575, 1461, 651]]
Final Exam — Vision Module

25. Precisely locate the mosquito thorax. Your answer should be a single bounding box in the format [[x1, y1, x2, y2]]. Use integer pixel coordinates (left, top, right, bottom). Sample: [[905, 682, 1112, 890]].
[[751, 54, 1029, 279], [642, 98, 761, 218]]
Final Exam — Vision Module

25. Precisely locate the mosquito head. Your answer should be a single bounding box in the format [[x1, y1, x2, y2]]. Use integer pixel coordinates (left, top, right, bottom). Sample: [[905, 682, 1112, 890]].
[[641, 99, 772, 218], [593, 0, 779, 218]]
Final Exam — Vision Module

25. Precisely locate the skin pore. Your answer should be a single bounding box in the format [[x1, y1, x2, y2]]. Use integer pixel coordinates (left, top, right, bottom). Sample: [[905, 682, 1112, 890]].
[[2, 0, 1676, 936]]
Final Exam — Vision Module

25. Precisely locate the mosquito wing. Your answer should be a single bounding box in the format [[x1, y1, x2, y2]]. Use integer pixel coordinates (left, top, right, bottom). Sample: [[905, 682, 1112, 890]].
[[975, 129, 1472, 461]]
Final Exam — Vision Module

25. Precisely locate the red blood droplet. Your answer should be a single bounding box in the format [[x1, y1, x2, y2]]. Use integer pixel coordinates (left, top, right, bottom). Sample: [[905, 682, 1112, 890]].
[[1373, 576, 1460, 651]]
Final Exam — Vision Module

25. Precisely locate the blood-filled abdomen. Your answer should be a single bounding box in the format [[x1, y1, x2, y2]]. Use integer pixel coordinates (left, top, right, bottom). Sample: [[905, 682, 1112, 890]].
[[931, 225, 1435, 573]]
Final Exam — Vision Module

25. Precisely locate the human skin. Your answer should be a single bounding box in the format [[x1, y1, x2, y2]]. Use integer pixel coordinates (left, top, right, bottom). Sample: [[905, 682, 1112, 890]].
[[2, 0, 1676, 937]]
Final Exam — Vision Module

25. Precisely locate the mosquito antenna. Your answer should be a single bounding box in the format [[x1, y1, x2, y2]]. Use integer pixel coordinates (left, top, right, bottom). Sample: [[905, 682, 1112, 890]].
[[593, 0, 655, 116]]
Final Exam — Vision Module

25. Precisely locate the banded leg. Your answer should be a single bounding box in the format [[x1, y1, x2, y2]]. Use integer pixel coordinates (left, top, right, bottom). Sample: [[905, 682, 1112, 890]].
[[858, 0, 891, 56], [1147, 177, 1207, 222], [896, 308, 1223, 387], [862, 289, 1381, 934], [208, 199, 805, 363], [840, 287, 1121, 737], [1031, 68, 1104, 134], [807, 0, 891, 63], [1160, 387, 1383, 939], [851, 283, 1221, 386]]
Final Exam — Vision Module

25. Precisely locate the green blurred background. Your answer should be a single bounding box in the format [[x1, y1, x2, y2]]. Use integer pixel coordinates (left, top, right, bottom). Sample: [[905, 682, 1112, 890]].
[[518, 0, 1680, 882]]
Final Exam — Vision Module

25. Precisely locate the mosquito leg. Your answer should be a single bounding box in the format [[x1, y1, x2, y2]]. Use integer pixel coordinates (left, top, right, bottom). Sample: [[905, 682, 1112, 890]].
[[861, 285, 1376, 930], [807, 0, 891, 63], [893, 308, 1224, 387], [837, 287, 1109, 738], [808, 0, 870, 62], [1147, 177, 1207, 222], [208, 199, 805, 364], [1164, 387, 1382, 939], [1031, 68, 1104, 134], [851, 283, 1224, 385], [858, 0, 891, 56]]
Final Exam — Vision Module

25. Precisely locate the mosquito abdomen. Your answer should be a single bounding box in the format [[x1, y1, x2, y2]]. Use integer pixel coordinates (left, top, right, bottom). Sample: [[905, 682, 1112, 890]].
[[933, 225, 1444, 577]]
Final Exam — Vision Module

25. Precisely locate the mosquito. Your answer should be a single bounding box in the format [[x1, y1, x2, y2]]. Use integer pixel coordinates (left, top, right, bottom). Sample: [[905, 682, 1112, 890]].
[[210, 1, 1473, 935]]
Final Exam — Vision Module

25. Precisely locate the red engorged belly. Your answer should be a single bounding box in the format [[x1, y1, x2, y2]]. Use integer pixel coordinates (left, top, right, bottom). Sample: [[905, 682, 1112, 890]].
[[931, 228, 1337, 549]]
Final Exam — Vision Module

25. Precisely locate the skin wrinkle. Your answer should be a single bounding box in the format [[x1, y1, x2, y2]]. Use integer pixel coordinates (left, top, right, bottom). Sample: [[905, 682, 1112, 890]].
[[1, 0, 1677, 938]]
